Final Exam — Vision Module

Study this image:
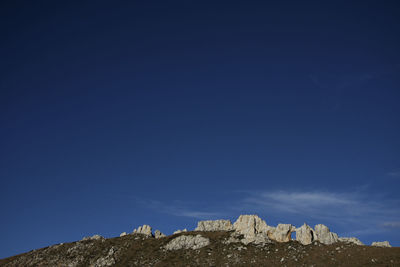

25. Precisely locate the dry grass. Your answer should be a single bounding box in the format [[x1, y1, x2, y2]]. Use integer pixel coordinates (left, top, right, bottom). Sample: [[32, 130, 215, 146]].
[[1, 231, 399, 266]]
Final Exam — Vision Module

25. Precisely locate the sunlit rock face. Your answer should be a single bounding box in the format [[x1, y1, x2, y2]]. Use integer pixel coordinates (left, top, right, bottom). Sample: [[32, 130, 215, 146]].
[[164, 235, 210, 250], [154, 230, 166, 239], [314, 224, 338, 245], [371, 241, 391, 247], [296, 223, 316, 245], [133, 225, 153, 237], [269, 223, 296, 243], [232, 215, 275, 244], [339, 237, 364, 246], [233, 215, 270, 238], [195, 219, 233, 231], [173, 229, 187, 234]]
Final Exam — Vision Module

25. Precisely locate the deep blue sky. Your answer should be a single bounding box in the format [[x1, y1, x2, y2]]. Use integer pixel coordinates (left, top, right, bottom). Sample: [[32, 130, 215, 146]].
[[1, 0, 400, 258]]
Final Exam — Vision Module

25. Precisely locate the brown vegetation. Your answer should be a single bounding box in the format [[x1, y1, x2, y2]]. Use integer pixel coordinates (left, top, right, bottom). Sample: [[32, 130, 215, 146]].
[[1, 231, 399, 266]]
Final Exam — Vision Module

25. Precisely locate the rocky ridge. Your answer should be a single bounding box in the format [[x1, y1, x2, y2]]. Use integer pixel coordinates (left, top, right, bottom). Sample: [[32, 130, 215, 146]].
[[0, 214, 396, 267]]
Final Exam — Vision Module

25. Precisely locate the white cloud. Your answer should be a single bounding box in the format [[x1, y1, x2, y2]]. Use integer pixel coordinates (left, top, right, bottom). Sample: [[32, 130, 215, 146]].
[[238, 190, 399, 224], [135, 189, 400, 237]]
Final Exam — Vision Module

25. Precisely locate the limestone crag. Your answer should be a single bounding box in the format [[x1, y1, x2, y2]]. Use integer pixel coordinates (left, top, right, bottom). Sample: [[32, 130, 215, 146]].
[[269, 224, 296, 242], [173, 229, 187, 234], [296, 223, 315, 245], [314, 224, 339, 245], [119, 232, 127, 237], [339, 237, 364, 246], [133, 225, 152, 237], [154, 230, 166, 239], [232, 215, 274, 244], [233, 215, 270, 238], [124, 215, 388, 248], [371, 241, 392, 247], [165, 234, 210, 250], [195, 219, 233, 231], [82, 235, 104, 241]]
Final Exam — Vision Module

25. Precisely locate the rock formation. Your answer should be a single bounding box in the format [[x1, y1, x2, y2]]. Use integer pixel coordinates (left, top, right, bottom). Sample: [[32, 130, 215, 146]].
[[233, 215, 270, 238], [232, 215, 274, 244], [296, 223, 315, 245], [314, 224, 339, 245], [133, 225, 152, 237], [119, 232, 127, 237], [269, 223, 296, 243], [82, 234, 104, 241], [195, 219, 233, 231], [339, 237, 364, 246], [371, 241, 392, 247], [165, 234, 210, 250], [154, 230, 166, 239], [173, 228, 187, 234], [125, 215, 390, 248], [3, 213, 398, 267]]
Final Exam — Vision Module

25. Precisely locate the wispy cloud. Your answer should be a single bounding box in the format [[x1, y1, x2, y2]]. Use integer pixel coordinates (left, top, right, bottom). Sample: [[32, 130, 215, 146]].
[[136, 199, 224, 219], [238, 190, 399, 225], [387, 171, 400, 177], [381, 221, 400, 229], [134, 189, 400, 238]]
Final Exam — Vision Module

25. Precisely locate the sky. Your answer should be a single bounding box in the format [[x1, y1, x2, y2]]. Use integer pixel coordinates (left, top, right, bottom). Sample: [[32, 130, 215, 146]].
[[1, 0, 400, 259]]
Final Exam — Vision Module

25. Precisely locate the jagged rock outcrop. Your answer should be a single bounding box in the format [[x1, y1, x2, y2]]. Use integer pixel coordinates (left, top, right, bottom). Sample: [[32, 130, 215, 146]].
[[233, 215, 270, 238], [296, 223, 315, 245], [371, 241, 392, 247], [119, 232, 127, 237], [82, 234, 104, 241], [154, 230, 166, 239], [233, 215, 273, 244], [133, 225, 152, 237], [269, 224, 296, 242], [164, 234, 210, 250], [93, 247, 117, 266], [195, 219, 233, 231], [314, 224, 339, 245], [173, 228, 187, 234], [339, 237, 364, 246]]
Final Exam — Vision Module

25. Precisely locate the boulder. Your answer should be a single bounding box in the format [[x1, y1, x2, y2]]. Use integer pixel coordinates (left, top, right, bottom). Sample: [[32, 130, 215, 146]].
[[314, 224, 338, 245], [133, 225, 153, 237], [173, 228, 187, 234], [119, 232, 127, 237], [195, 219, 233, 231], [296, 223, 316, 245], [269, 224, 296, 242], [371, 241, 391, 247], [154, 230, 166, 239], [165, 234, 210, 250], [339, 237, 364, 246], [243, 234, 272, 245]]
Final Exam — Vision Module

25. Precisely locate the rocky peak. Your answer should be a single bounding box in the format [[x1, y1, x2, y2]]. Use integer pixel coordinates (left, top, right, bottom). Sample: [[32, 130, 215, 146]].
[[133, 225, 153, 237]]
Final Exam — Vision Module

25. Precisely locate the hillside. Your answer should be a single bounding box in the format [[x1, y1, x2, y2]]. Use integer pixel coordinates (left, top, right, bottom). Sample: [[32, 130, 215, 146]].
[[1, 215, 398, 266]]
